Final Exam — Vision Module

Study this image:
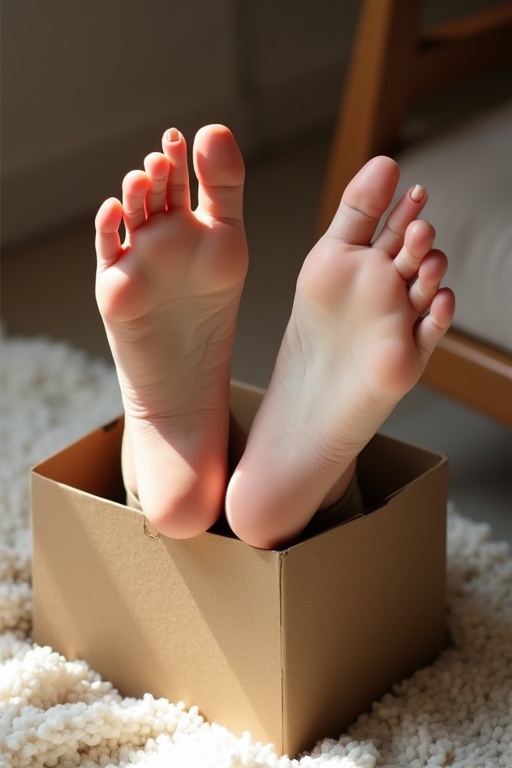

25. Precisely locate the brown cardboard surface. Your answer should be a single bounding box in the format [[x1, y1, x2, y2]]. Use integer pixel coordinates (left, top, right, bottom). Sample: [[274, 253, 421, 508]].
[[280, 468, 446, 751], [31, 381, 448, 757]]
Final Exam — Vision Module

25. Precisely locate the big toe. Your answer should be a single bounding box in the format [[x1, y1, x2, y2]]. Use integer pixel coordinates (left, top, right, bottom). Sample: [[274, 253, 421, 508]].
[[194, 124, 245, 222], [326, 156, 400, 246]]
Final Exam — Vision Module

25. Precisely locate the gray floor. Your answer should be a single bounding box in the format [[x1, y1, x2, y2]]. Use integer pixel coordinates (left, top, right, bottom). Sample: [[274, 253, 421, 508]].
[[2, 129, 511, 544]]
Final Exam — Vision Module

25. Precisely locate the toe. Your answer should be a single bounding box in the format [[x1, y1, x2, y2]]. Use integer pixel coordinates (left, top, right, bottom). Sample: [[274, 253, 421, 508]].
[[95, 197, 123, 267], [162, 128, 191, 209], [408, 249, 448, 315], [372, 184, 428, 255], [144, 152, 169, 215], [194, 124, 245, 223], [394, 219, 436, 281], [122, 170, 151, 234], [414, 288, 456, 363], [326, 156, 400, 245]]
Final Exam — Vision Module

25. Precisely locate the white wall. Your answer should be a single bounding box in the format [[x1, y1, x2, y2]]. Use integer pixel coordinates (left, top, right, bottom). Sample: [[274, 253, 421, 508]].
[[1, 0, 242, 244], [1, 0, 496, 246]]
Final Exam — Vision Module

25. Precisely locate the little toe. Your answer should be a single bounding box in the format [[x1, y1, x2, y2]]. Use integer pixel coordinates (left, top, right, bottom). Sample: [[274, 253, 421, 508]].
[[394, 219, 436, 281], [372, 184, 428, 256], [122, 170, 151, 234], [326, 156, 400, 245], [408, 249, 448, 315], [194, 124, 245, 223], [144, 152, 170, 215], [95, 197, 123, 267], [415, 288, 456, 363], [162, 128, 191, 209]]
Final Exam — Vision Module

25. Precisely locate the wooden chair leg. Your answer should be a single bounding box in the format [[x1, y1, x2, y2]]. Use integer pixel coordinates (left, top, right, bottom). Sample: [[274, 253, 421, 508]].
[[422, 332, 512, 427], [317, 0, 422, 235]]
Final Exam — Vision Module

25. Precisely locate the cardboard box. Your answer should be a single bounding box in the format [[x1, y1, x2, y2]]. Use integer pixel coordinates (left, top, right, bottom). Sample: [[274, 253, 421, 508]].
[[31, 381, 447, 757]]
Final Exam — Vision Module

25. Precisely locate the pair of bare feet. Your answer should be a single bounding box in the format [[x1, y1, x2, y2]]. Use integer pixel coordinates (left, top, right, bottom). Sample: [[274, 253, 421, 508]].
[[95, 125, 455, 549]]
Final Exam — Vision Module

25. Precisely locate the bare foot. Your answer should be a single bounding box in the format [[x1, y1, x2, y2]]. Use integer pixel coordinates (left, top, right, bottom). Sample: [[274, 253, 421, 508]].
[[226, 156, 455, 548], [95, 125, 248, 538]]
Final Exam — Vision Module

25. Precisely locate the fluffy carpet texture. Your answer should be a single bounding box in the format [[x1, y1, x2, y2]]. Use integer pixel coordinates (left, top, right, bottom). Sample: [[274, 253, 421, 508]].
[[0, 326, 511, 768]]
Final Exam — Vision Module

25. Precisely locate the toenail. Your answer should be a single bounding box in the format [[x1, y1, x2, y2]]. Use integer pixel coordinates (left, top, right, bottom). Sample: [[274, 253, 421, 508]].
[[166, 127, 180, 143], [410, 185, 426, 203]]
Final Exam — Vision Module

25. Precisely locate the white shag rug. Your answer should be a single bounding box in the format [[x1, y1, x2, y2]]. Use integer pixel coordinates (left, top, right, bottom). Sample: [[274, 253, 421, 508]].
[[1, 324, 511, 768]]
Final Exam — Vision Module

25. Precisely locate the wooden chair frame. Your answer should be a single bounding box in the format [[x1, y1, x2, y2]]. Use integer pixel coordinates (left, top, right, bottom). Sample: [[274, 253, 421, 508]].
[[319, 0, 512, 426]]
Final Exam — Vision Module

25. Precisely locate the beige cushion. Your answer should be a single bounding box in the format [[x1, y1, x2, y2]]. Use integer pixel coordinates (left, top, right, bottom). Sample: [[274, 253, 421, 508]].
[[397, 101, 512, 354]]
